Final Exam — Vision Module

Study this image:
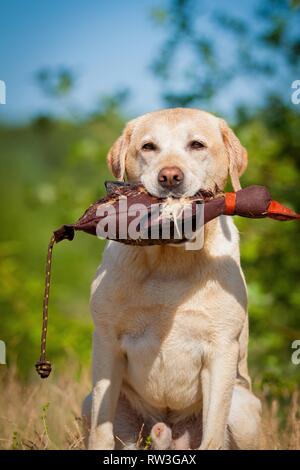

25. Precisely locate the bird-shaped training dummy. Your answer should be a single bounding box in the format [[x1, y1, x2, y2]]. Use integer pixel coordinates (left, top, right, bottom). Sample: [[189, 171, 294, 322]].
[[35, 182, 300, 378]]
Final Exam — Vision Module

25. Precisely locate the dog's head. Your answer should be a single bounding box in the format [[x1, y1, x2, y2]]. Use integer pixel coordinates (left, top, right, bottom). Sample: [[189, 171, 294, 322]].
[[107, 108, 247, 197]]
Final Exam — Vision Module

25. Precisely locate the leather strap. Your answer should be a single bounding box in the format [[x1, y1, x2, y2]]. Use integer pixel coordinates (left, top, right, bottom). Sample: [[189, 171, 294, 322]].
[[224, 192, 236, 215]]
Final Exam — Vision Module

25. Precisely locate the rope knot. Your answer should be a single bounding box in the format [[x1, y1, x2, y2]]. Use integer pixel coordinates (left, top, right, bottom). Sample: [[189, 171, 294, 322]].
[[35, 360, 52, 379]]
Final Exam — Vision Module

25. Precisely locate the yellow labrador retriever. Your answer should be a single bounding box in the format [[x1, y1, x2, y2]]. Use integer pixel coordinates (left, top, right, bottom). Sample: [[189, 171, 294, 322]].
[[82, 108, 262, 450]]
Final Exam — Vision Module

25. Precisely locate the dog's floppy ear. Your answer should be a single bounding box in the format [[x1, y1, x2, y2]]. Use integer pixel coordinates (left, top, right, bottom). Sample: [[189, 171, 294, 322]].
[[219, 118, 248, 191], [107, 119, 135, 180]]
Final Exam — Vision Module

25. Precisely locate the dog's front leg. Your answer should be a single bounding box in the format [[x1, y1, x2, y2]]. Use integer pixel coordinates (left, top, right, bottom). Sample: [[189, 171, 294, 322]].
[[89, 330, 125, 450], [199, 342, 239, 450]]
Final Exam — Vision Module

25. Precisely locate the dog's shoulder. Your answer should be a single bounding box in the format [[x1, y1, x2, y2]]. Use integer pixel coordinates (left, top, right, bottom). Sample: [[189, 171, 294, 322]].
[[205, 215, 241, 260]]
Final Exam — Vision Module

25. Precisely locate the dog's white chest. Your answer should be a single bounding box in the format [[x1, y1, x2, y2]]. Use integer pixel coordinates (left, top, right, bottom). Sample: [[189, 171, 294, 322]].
[[120, 309, 209, 410], [91, 223, 246, 412]]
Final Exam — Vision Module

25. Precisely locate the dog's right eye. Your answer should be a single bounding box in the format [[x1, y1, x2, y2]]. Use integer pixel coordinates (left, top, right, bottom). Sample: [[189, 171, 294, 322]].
[[189, 140, 206, 150], [142, 142, 157, 151]]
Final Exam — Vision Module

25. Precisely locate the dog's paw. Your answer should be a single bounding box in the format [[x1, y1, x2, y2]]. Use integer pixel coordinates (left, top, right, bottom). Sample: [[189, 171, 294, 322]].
[[88, 433, 115, 450], [198, 440, 223, 450]]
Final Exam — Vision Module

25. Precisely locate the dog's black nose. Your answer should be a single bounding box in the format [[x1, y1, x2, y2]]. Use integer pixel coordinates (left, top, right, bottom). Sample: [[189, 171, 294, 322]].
[[158, 166, 184, 189]]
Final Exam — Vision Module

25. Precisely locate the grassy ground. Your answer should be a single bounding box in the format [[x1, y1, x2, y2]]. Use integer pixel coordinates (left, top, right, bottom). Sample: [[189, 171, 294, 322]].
[[0, 366, 299, 450]]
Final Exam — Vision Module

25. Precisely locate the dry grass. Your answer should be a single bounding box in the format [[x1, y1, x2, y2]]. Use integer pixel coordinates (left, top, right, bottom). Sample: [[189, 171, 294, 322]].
[[260, 390, 300, 450], [0, 366, 88, 450], [0, 366, 299, 450]]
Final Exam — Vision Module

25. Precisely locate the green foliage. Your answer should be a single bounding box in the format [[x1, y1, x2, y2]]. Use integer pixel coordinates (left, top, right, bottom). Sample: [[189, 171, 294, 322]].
[[11, 431, 21, 450], [151, 0, 300, 108], [144, 434, 152, 450], [234, 99, 300, 393], [0, 113, 125, 378], [36, 67, 76, 98]]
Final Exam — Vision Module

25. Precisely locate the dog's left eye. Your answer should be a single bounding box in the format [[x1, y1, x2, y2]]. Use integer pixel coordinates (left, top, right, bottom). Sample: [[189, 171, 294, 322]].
[[189, 140, 206, 150], [142, 142, 157, 151]]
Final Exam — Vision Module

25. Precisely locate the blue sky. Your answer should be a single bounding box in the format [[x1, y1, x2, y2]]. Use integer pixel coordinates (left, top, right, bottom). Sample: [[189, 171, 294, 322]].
[[0, 0, 273, 122], [0, 0, 167, 121]]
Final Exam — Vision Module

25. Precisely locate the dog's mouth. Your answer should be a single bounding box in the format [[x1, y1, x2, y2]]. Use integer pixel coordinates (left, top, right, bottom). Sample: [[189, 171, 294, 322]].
[[192, 187, 219, 200], [105, 180, 222, 202], [154, 185, 221, 201]]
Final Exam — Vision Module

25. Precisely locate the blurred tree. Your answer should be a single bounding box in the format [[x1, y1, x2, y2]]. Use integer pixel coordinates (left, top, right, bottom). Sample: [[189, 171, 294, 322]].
[[90, 88, 131, 122], [151, 0, 300, 109], [35, 66, 78, 119], [36, 67, 76, 99]]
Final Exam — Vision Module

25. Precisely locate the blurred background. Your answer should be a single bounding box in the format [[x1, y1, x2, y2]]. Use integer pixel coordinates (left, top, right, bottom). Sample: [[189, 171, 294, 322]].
[[1, 0, 300, 449]]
